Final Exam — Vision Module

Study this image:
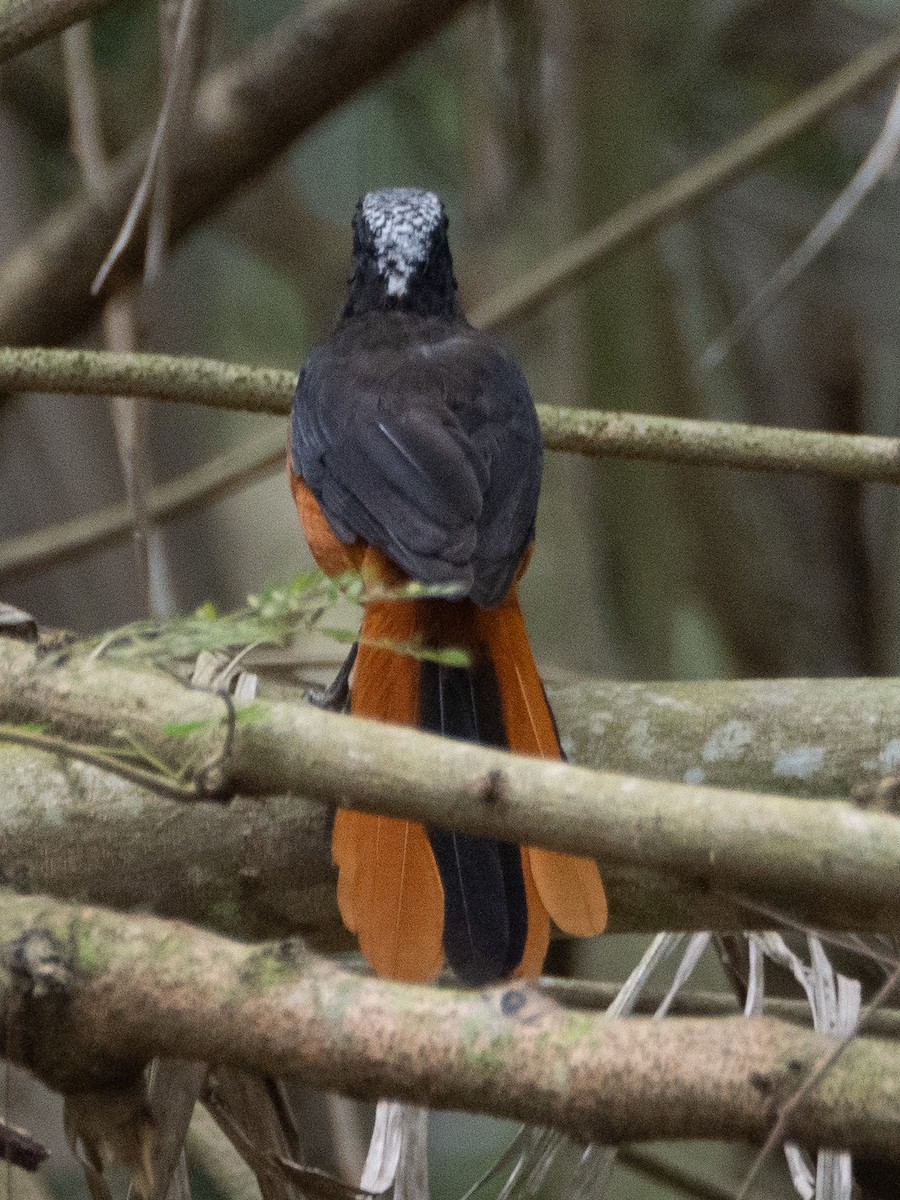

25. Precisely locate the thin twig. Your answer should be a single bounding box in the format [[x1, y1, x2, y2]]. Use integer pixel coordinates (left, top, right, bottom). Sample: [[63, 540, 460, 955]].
[[8, 347, 900, 483], [146, 0, 209, 282], [0, 0, 118, 65], [62, 19, 157, 614], [736, 897, 899, 970], [703, 77, 900, 371], [0, 722, 218, 803], [61, 22, 108, 190], [91, 0, 198, 296], [540, 976, 900, 1038]]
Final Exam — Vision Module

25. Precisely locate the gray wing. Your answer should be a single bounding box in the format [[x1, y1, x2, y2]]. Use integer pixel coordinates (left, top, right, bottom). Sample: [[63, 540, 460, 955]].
[[291, 326, 542, 607]]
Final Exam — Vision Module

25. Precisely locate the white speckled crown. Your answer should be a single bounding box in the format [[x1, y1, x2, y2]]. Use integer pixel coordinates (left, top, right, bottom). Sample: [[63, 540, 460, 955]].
[[361, 188, 444, 298]]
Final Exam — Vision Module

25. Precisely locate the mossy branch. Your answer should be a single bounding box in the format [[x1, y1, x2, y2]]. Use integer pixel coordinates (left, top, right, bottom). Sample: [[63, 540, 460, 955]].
[[4, 637, 900, 933], [4, 889, 900, 1160], [4, 346, 900, 483]]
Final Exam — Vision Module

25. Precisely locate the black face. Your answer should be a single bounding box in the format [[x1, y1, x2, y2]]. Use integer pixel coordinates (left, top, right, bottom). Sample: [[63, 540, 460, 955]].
[[343, 188, 461, 320]]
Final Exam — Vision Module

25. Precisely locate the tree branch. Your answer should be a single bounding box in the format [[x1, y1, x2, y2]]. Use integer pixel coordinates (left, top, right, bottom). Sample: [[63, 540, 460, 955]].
[[540, 978, 900, 1040], [3, 638, 900, 933], [0, 0, 471, 346], [4, 890, 900, 1160], [548, 674, 900, 800], [0, 736, 755, 937], [0, 0, 117, 65], [3, 347, 900, 508]]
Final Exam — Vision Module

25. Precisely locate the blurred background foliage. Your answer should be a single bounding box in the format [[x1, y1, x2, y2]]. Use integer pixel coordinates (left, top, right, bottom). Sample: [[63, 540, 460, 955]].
[[1, 0, 899, 1196]]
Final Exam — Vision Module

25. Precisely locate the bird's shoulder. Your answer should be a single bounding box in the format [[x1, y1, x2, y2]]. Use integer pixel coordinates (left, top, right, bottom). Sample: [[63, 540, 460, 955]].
[[297, 313, 532, 430]]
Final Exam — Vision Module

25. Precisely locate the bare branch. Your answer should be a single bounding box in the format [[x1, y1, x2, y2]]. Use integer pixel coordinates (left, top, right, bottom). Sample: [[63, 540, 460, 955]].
[[61, 22, 108, 192], [541, 977, 900, 1040], [62, 20, 157, 614], [91, 0, 200, 295], [4, 639, 900, 933], [144, 0, 210, 282], [4, 891, 900, 1160], [737, 960, 900, 1200], [703, 77, 900, 371], [5, 347, 900, 490]]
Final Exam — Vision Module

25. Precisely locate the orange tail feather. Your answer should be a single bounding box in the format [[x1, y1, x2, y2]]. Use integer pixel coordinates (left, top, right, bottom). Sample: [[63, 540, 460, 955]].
[[332, 808, 361, 931], [476, 592, 608, 939], [511, 847, 551, 978], [335, 573, 446, 982]]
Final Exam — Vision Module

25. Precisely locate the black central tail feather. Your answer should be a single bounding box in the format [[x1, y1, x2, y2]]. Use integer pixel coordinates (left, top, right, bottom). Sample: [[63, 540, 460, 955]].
[[420, 657, 528, 984]]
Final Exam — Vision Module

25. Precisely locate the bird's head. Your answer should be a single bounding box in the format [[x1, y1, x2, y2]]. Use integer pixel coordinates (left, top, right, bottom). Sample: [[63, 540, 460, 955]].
[[343, 187, 461, 319]]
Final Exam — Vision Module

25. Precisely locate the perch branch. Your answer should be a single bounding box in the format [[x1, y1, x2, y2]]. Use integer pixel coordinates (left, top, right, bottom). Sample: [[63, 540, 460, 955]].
[[4, 890, 900, 1160], [3, 347, 900, 518], [0, 739, 769, 937], [4, 640, 900, 932]]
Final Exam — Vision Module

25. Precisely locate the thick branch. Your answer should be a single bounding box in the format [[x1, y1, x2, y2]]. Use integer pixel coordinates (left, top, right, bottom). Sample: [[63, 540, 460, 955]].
[[0, 740, 346, 945], [0, 0, 470, 346], [0, 0, 117, 65], [4, 639, 900, 932], [0, 739, 749, 935], [6, 667, 900, 935], [547, 675, 900, 799], [4, 891, 900, 1159]]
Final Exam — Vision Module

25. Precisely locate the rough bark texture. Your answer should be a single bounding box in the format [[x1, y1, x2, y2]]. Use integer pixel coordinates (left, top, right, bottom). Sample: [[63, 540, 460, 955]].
[[0, 740, 737, 935], [4, 639, 900, 932], [549, 675, 900, 798], [3, 891, 900, 1159], [0, 741, 344, 945], [4, 347, 900, 483]]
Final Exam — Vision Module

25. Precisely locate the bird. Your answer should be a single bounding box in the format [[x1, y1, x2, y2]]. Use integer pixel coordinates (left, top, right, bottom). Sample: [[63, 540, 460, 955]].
[[289, 186, 607, 985]]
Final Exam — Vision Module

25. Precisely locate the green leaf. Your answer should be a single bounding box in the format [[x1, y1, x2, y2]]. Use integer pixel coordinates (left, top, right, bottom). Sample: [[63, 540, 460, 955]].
[[235, 702, 267, 724], [163, 719, 213, 738]]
